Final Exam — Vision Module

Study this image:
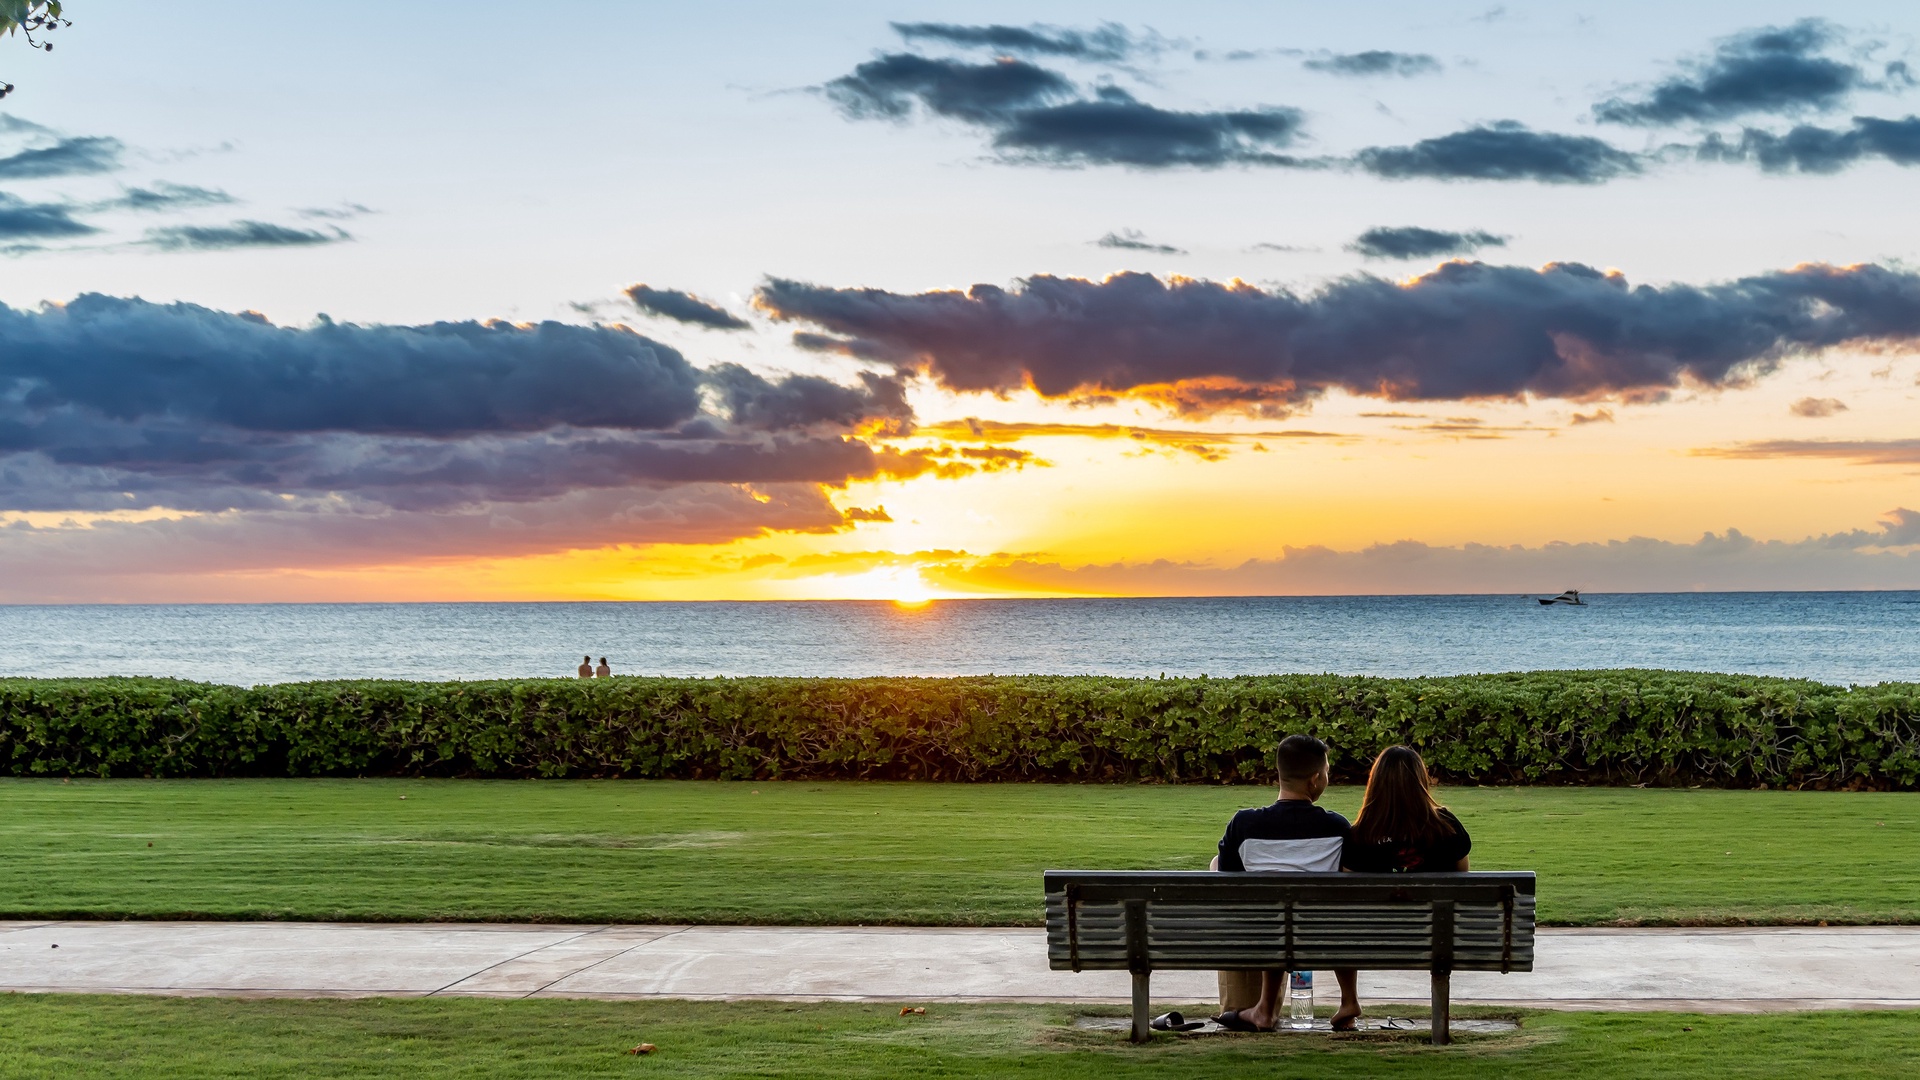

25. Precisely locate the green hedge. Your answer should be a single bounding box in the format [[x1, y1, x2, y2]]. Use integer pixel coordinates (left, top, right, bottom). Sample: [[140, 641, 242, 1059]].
[[2, 671, 1918, 788]]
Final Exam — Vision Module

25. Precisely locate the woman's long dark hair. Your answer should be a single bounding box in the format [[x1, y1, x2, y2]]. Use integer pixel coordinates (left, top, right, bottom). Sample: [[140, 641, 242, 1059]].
[[1351, 746, 1453, 847]]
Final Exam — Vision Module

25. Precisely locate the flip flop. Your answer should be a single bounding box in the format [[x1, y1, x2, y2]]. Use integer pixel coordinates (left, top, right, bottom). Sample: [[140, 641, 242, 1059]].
[[1150, 1011, 1205, 1032], [1212, 1009, 1267, 1033]]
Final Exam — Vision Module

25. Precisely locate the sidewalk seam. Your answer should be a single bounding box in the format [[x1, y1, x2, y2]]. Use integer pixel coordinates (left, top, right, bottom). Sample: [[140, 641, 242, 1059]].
[[521, 926, 696, 999], [426, 927, 606, 997]]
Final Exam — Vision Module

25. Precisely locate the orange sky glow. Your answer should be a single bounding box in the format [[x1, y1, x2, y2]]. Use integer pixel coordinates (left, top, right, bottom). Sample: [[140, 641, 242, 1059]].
[[16, 337, 1909, 604]]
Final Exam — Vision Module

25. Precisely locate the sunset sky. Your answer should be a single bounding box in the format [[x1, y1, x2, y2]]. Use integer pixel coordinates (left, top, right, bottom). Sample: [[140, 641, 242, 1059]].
[[3, 0, 1920, 601]]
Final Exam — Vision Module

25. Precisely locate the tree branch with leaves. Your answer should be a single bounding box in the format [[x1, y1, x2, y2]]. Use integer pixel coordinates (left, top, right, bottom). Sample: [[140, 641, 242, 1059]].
[[1, 1, 69, 99]]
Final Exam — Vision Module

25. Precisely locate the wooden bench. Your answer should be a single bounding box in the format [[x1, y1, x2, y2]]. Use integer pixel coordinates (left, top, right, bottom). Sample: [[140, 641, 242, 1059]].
[[1043, 870, 1536, 1043]]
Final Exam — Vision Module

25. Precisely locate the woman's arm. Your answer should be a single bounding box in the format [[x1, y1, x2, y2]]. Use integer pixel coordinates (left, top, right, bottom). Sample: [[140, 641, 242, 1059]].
[[1454, 856, 1470, 871]]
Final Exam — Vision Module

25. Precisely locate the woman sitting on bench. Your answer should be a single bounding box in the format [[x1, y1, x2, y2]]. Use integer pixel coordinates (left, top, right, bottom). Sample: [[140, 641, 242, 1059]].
[[1343, 746, 1472, 876]]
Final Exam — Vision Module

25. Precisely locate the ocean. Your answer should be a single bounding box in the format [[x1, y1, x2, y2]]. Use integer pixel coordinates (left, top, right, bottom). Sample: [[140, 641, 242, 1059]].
[[2, 592, 1917, 686]]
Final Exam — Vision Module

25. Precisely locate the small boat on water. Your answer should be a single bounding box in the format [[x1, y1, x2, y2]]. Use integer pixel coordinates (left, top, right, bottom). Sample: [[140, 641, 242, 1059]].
[[1537, 590, 1586, 606]]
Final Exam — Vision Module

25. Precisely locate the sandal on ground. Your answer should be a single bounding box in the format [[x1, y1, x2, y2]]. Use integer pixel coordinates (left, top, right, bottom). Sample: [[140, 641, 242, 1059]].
[[1150, 1011, 1205, 1032], [1212, 1009, 1268, 1033]]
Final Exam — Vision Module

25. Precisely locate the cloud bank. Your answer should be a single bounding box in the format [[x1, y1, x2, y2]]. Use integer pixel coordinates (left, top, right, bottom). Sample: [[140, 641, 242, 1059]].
[[900, 511, 1920, 596], [1698, 438, 1920, 466], [0, 295, 955, 582], [759, 260, 1920, 415]]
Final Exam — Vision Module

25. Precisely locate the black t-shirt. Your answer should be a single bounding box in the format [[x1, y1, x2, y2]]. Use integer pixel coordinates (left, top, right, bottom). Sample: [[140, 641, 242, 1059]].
[[1216, 799, 1351, 873], [1341, 808, 1471, 874]]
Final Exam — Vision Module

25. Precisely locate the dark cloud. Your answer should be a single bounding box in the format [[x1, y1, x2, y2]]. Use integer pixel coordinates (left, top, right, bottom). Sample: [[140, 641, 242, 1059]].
[[1304, 51, 1442, 77], [1595, 20, 1871, 126], [0, 428, 921, 516], [624, 284, 752, 331], [0, 135, 121, 179], [891, 21, 1143, 62], [1348, 226, 1506, 259], [1094, 228, 1184, 254], [0, 293, 962, 580], [0, 293, 707, 437], [1693, 116, 1920, 173], [703, 364, 912, 431], [0, 192, 94, 238], [143, 220, 347, 251], [1355, 122, 1642, 183], [757, 261, 1920, 414], [824, 53, 1073, 123], [995, 89, 1305, 167], [100, 182, 235, 212], [823, 54, 1305, 167]]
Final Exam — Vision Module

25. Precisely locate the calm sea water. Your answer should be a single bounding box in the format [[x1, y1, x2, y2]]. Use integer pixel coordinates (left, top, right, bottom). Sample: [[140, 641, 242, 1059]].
[[1, 593, 1917, 686]]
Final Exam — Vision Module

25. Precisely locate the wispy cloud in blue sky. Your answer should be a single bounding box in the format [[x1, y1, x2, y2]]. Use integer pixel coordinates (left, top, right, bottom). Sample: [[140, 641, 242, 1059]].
[[890, 21, 1152, 63], [142, 220, 348, 251], [1304, 50, 1442, 77], [0, 192, 94, 239], [0, 134, 121, 179], [1348, 226, 1505, 259], [625, 283, 752, 330]]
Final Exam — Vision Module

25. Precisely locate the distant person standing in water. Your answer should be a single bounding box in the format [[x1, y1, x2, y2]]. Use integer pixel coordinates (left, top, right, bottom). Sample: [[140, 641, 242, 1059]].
[[595, 657, 611, 678], [578, 655, 594, 678]]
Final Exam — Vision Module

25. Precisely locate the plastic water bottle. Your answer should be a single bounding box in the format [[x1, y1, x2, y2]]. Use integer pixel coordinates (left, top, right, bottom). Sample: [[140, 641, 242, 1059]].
[[1288, 970, 1314, 1029]]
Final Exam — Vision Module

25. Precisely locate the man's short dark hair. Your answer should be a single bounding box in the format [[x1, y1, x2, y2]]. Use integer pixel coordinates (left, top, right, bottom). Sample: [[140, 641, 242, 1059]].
[[1276, 734, 1329, 782]]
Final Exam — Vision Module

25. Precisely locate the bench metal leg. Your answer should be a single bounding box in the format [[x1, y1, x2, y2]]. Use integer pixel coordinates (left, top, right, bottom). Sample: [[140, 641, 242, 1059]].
[[1430, 972, 1451, 1045], [1130, 971, 1151, 1042]]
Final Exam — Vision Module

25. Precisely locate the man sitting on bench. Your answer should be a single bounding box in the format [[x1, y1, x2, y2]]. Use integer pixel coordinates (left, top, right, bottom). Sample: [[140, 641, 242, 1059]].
[[1211, 734, 1363, 1032]]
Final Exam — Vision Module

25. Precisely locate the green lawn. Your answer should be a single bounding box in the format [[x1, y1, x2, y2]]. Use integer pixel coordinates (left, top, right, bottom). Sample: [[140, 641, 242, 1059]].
[[1, 997, 1916, 1079], [1, 779, 1916, 925]]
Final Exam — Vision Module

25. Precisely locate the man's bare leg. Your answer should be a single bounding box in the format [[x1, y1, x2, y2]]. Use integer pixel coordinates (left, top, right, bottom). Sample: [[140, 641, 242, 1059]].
[[1238, 969, 1286, 1030], [1331, 969, 1361, 1030]]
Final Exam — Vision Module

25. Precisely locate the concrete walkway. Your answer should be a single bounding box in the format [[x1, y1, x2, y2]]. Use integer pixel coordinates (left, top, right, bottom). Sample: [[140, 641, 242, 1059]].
[[5, 922, 1920, 1012]]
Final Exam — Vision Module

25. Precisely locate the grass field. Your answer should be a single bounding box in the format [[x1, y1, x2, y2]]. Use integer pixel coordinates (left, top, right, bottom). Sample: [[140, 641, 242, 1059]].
[[3, 778, 1917, 925], [2, 997, 1916, 1079]]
